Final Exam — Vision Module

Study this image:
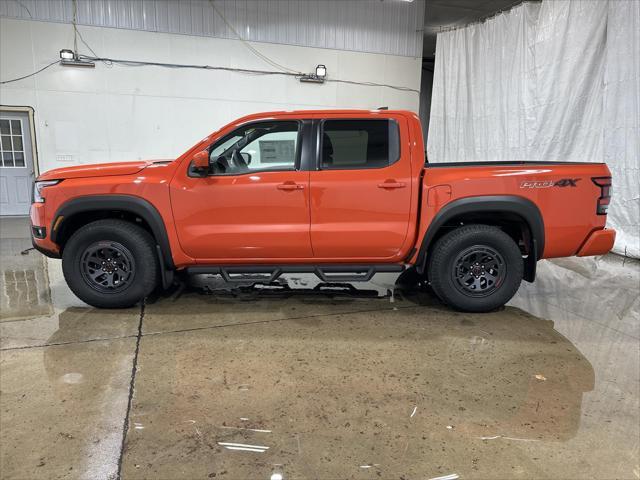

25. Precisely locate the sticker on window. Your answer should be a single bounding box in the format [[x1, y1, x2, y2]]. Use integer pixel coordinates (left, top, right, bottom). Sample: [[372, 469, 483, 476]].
[[259, 140, 295, 164]]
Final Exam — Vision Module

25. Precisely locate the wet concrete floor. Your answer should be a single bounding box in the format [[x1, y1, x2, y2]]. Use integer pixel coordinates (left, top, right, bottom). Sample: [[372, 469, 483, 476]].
[[1, 216, 638, 479]]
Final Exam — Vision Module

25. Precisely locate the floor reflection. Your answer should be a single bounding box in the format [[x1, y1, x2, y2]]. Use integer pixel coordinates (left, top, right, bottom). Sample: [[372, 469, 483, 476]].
[[0, 238, 53, 321], [123, 295, 598, 479]]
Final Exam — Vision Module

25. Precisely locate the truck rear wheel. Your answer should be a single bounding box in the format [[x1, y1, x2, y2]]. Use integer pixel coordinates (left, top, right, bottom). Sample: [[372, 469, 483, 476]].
[[427, 225, 523, 312], [62, 219, 158, 308]]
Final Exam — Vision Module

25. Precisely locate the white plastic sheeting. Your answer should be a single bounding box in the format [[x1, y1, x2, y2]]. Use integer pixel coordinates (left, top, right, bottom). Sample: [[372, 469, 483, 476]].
[[427, 0, 639, 258], [603, 0, 640, 258]]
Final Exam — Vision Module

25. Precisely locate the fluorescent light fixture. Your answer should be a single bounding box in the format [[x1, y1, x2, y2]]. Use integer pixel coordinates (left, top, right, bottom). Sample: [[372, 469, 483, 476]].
[[60, 49, 74, 60], [60, 48, 95, 67], [61, 58, 96, 68], [315, 64, 327, 79]]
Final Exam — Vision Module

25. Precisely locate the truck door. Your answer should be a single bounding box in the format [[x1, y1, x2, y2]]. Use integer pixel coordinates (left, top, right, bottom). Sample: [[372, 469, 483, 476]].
[[170, 120, 313, 261], [309, 117, 412, 260]]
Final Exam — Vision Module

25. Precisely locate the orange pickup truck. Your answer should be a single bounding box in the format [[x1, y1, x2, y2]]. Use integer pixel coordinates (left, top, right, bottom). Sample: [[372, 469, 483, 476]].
[[30, 110, 615, 312]]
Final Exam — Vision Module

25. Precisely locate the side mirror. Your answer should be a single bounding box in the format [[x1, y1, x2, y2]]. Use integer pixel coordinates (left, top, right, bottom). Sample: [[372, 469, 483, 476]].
[[192, 150, 209, 171]]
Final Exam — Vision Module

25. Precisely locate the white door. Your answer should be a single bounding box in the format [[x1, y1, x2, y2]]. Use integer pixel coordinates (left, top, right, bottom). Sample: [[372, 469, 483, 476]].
[[0, 112, 35, 216]]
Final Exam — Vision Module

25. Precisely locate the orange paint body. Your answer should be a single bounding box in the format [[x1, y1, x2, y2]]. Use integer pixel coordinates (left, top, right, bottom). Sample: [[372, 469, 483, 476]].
[[31, 110, 616, 269], [416, 163, 613, 259]]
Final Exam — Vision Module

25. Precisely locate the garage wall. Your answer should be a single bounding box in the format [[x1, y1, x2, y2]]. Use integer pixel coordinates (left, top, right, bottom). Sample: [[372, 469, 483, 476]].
[[0, 0, 424, 58], [0, 15, 422, 173]]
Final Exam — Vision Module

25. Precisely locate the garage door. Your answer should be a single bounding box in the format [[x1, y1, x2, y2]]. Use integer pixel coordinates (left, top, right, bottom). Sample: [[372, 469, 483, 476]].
[[0, 111, 35, 216]]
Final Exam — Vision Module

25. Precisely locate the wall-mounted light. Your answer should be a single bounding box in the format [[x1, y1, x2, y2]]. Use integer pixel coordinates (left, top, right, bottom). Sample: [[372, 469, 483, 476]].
[[300, 64, 327, 84], [59, 49, 74, 60], [59, 48, 96, 68]]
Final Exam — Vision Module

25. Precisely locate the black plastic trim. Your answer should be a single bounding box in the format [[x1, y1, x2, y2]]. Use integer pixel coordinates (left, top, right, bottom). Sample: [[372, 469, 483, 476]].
[[312, 119, 321, 171], [524, 238, 538, 283], [415, 195, 545, 276], [156, 245, 175, 289], [51, 195, 175, 269], [298, 120, 315, 172], [185, 264, 404, 283], [425, 161, 601, 168], [31, 225, 46, 239]]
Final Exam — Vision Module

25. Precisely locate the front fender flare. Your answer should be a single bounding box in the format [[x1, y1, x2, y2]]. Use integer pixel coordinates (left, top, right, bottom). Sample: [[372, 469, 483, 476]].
[[51, 194, 175, 270]]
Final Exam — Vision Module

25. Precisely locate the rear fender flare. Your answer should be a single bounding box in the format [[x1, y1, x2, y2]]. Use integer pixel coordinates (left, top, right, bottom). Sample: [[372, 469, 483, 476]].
[[416, 195, 544, 279], [51, 195, 175, 270]]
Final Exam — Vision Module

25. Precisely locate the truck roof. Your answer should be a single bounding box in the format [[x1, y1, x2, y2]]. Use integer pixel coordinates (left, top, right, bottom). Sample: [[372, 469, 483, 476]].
[[231, 109, 417, 123], [251, 108, 413, 115]]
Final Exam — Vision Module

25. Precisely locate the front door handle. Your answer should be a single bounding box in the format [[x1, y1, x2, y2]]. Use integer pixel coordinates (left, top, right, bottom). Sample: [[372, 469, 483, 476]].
[[277, 182, 305, 191], [378, 181, 406, 189]]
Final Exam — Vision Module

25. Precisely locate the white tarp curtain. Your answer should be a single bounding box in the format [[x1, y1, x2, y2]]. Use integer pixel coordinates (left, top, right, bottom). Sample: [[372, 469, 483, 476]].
[[427, 0, 639, 258]]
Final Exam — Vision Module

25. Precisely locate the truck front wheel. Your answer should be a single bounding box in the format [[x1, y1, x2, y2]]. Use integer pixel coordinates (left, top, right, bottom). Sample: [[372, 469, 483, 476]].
[[62, 219, 159, 308], [427, 225, 523, 312]]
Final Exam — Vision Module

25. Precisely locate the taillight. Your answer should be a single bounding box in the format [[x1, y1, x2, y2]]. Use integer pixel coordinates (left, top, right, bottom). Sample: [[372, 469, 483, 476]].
[[592, 177, 612, 215]]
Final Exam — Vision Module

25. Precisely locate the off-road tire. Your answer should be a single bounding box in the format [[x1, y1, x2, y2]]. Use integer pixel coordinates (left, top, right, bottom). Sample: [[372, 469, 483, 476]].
[[427, 224, 523, 312], [62, 219, 158, 308]]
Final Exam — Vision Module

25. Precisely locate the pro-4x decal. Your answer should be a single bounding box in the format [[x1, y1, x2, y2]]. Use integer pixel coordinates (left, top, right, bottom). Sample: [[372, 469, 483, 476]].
[[520, 178, 581, 188]]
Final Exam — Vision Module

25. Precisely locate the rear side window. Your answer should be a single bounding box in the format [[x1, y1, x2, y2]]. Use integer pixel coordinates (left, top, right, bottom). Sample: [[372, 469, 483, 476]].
[[320, 119, 399, 170]]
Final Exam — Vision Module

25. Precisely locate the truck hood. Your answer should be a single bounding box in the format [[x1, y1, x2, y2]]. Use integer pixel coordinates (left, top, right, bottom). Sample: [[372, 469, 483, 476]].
[[37, 160, 173, 181]]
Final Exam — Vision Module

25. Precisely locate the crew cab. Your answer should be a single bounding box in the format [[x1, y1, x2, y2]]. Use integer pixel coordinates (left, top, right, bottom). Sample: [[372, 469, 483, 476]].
[[30, 110, 616, 312]]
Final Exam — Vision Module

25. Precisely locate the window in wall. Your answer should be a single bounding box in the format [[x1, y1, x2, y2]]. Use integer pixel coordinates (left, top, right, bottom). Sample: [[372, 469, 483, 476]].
[[320, 119, 399, 170], [0, 119, 25, 168], [209, 121, 300, 175]]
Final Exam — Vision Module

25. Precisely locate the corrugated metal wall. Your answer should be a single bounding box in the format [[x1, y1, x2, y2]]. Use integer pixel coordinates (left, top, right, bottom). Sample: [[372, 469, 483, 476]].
[[0, 0, 424, 57]]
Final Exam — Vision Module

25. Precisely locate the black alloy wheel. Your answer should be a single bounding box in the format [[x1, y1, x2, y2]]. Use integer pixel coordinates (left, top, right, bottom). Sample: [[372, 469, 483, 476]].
[[80, 241, 135, 293], [452, 245, 506, 297]]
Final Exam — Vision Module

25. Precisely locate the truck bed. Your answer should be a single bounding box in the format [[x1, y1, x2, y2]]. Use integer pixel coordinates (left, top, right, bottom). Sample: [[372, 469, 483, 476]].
[[425, 160, 601, 168]]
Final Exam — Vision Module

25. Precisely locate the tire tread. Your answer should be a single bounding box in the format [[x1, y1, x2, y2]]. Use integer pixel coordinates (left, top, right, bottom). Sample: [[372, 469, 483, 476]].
[[427, 224, 523, 312], [62, 219, 158, 308]]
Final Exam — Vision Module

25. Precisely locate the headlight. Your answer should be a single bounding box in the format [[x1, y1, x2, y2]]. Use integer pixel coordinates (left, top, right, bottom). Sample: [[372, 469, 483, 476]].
[[33, 180, 61, 203]]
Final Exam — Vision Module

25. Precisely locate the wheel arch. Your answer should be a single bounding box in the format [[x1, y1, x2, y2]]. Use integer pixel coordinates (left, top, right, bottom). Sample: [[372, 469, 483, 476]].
[[415, 195, 544, 282], [51, 195, 175, 270]]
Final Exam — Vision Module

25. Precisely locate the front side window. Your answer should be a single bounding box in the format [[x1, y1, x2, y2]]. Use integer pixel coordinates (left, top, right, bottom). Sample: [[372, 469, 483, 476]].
[[320, 119, 399, 170], [208, 121, 299, 175]]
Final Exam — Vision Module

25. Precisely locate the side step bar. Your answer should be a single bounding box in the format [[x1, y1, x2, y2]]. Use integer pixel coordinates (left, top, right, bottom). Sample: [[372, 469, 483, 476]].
[[184, 264, 405, 283]]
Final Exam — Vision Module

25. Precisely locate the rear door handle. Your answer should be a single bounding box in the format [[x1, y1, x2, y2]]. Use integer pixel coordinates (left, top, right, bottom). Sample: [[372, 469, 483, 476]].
[[277, 182, 304, 191], [377, 181, 406, 189]]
